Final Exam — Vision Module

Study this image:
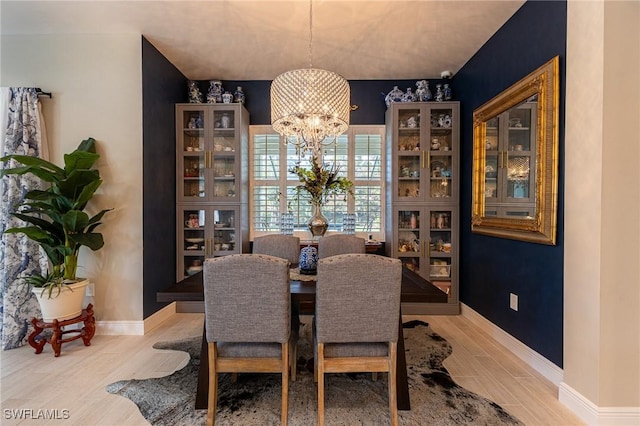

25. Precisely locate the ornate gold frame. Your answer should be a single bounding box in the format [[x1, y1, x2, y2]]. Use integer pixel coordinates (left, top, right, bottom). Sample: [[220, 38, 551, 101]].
[[471, 56, 559, 244]]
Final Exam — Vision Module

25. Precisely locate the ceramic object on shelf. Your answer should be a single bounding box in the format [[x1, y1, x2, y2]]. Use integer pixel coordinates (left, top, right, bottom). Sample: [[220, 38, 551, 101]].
[[187, 81, 203, 103], [443, 83, 452, 101], [222, 92, 233, 104], [233, 86, 245, 104], [384, 86, 404, 108], [401, 87, 416, 102], [435, 84, 444, 102], [207, 80, 223, 103], [415, 80, 432, 102]]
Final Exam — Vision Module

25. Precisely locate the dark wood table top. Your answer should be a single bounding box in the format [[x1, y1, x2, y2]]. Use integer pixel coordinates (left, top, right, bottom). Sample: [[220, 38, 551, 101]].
[[157, 266, 447, 304]]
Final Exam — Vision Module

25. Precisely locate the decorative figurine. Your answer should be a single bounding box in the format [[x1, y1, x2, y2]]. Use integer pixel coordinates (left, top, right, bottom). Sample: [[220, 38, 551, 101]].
[[233, 86, 246, 104], [187, 81, 203, 103], [207, 80, 223, 103], [415, 80, 432, 102]]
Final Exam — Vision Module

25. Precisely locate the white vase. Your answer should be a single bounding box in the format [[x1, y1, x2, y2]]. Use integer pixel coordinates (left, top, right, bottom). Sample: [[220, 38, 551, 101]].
[[32, 279, 89, 322]]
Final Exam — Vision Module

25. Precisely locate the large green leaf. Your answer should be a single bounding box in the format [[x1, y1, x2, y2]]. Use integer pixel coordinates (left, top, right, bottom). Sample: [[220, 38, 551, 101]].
[[64, 151, 99, 174], [0, 155, 64, 176], [62, 210, 89, 232], [76, 137, 97, 154], [58, 169, 100, 201], [70, 233, 104, 251]]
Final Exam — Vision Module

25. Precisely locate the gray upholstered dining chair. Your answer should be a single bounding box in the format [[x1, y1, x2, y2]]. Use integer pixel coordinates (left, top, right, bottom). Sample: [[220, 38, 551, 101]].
[[203, 254, 294, 426], [253, 234, 300, 266], [317, 234, 365, 258], [252, 234, 301, 379], [314, 253, 402, 426]]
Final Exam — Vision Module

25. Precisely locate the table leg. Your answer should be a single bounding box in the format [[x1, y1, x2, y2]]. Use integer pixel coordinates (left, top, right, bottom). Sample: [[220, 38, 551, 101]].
[[195, 323, 209, 410], [396, 310, 411, 410]]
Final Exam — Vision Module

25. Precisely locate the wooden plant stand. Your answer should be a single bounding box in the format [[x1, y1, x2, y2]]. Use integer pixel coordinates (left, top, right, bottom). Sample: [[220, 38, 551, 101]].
[[28, 304, 95, 357]]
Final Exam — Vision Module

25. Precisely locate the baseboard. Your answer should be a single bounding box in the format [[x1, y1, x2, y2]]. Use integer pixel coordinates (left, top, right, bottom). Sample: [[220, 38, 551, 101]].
[[460, 303, 563, 386], [144, 303, 177, 333], [559, 382, 640, 425], [94, 303, 177, 335], [95, 320, 144, 335]]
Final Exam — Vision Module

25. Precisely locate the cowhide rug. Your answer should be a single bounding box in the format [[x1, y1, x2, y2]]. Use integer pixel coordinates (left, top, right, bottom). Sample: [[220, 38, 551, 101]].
[[106, 320, 523, 425]]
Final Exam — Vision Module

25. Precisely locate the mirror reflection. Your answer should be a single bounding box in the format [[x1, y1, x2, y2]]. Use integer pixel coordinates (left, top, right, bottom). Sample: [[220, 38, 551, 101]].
[[471, 56, 559, 245]]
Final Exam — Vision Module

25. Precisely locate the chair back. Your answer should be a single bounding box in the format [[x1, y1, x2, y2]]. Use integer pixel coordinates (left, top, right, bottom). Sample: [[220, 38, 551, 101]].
[[315, 254, 402, 343], [253, 234, 300, 265], [203, 254, 290, 343], [317, 234, 365, 258]]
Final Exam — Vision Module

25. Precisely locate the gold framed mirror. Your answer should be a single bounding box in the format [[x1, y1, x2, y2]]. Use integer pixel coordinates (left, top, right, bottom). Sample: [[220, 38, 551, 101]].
[[471, 56, 559, 244]]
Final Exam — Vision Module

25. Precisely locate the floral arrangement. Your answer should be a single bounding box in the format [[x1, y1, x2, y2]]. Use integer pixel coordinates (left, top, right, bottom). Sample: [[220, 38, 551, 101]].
[[289, 156, 354, 206]]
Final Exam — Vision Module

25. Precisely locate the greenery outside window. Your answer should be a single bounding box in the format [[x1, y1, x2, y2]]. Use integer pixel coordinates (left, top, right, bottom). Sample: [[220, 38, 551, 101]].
[[250, 125, 385, 240]]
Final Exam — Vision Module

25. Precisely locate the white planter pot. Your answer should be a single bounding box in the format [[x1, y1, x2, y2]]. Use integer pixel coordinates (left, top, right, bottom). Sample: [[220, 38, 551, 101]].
[[32, 279, 89, 322]]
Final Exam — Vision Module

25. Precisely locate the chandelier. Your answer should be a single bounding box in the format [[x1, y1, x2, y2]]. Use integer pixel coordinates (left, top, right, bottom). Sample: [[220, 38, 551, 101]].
[[270, 0, 350, 156]]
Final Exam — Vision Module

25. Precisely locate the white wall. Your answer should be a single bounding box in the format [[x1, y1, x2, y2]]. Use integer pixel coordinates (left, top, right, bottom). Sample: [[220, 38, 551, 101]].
[[1, 34, 143, 321], [564, 0, 640, 416]]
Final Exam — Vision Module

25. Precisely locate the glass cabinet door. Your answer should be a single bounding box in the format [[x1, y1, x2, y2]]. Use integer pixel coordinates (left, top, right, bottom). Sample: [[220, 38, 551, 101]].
[[395, 208, 423, 275], [212, 206, 240, 256], [178, 206, 206, 280], [428, 207, 456, 297], [427, 106, 456, 201], [395, 106, 422, 200], [178, 107, 207, 201], [210, 108, 240, 201]]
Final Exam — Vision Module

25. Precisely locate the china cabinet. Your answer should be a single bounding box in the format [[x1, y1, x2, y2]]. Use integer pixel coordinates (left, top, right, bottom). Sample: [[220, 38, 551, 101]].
[[483, 102, 537, 218], [385, 102, 460, 314], [176, 104, 249, 280]]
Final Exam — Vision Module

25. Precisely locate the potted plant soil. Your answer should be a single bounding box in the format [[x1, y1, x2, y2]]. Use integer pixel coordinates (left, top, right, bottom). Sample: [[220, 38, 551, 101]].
[[1, 137, 111, 322]]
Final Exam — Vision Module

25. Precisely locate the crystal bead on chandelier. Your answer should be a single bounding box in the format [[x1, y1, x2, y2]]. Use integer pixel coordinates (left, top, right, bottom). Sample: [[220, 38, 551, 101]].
[[270, 0, 350, 155]]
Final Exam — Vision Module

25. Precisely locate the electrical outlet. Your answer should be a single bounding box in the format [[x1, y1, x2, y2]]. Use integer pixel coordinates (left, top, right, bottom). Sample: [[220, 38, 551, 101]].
[[509, 293, 518, 311]]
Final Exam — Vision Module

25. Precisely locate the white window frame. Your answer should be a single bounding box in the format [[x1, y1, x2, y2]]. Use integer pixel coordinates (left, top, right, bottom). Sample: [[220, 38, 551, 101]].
[[249, 125, 386, 241]]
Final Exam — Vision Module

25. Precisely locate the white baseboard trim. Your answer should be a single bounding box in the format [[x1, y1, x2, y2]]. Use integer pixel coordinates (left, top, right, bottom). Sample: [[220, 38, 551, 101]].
[[460, 303, 564, 386], [95, 320, 144, 335], [95, 303, 177, 335], [559, 382, 640, 425]]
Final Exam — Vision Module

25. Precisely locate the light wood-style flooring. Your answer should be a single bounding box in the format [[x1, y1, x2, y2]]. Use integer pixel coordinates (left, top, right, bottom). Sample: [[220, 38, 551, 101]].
[[0, 313, 583, 425]]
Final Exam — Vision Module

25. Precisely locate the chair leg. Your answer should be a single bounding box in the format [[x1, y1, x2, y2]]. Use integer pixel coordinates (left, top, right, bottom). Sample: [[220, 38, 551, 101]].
[[317, 343, 325, 426], [282, 342, 289, 426], [207, 342, 218, 426], [388, 342, 398, 426]]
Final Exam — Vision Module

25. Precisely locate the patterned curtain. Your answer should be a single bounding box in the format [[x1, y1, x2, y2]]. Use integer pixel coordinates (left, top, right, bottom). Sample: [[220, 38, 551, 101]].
[[0, 87, 50, 349]]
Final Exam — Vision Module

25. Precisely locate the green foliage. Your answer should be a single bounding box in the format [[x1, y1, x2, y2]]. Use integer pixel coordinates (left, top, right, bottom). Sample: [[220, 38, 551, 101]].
[[1, 137, 112, 284], [289, 155, 354, 206]]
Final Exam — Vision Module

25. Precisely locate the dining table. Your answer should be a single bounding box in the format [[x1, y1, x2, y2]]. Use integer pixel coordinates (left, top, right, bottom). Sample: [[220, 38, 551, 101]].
[[157, 265, 447, 411]]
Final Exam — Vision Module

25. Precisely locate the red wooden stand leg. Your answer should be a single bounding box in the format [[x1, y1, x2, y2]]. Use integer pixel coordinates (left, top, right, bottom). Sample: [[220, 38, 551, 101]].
[[81, 304, 95, 346], [27, 318, 46, 354]]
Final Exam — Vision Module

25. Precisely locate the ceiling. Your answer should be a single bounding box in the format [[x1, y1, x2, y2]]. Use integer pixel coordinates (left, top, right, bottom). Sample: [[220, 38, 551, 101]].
[[1, 1, 525, 81]]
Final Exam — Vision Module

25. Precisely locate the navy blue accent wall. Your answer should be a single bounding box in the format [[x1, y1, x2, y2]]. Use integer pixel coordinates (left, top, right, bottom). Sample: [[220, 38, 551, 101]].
[[453, 1, 566, 366], [142, 37, 186, 318]]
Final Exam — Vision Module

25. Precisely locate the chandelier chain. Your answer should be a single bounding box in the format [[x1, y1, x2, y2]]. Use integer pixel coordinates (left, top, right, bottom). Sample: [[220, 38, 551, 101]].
[[309, 0, 313, 68]]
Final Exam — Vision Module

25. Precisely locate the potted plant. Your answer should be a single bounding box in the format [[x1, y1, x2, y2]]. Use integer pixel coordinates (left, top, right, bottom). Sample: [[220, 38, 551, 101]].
[[1, 137, 111, 322], [289, 155, 354, 237]]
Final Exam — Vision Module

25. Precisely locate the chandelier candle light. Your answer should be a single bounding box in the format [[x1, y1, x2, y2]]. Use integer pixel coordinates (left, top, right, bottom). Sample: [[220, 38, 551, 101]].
[[270, 0, 351, 156]]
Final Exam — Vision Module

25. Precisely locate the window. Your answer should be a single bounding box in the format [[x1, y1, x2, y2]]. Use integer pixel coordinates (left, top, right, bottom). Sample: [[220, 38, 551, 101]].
[[250, 125, 385, 240]]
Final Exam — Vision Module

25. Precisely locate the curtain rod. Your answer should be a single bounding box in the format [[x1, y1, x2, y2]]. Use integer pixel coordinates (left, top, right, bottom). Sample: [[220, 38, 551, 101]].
[[35, 88, 52, 98]]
